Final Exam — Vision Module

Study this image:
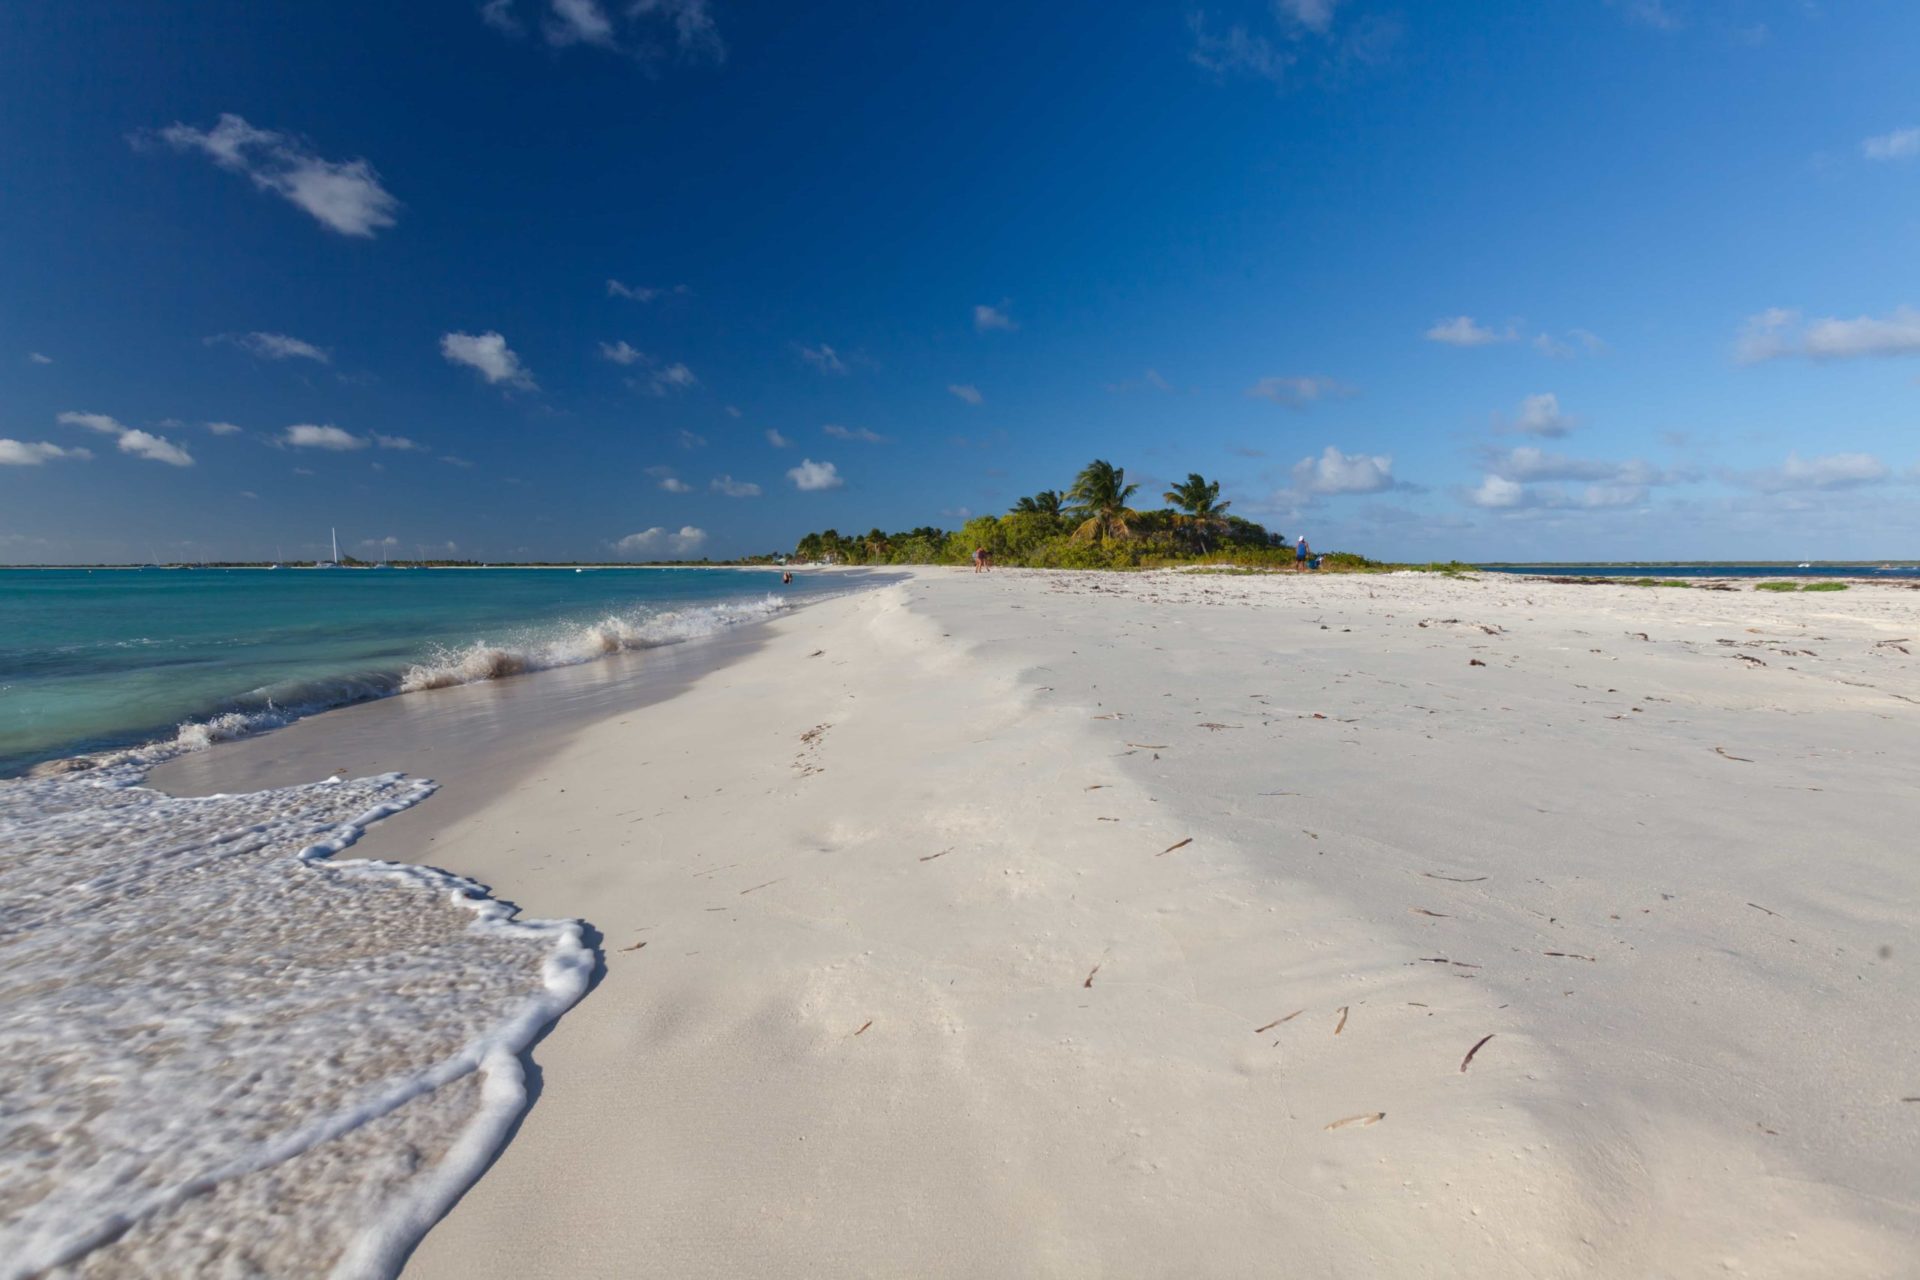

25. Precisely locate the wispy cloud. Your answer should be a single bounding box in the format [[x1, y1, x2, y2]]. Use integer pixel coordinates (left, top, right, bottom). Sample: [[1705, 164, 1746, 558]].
[[647, 362, 697, 395], [441, 330, 536, 388], [211, 331, 330, 363], [374, 433, 427, 451], [1424, 315, 1518, 347], [1189, 14, 1289, 83], [487, 0, 724, 62], [0, 439, 89, 466], [1737, 306, 1920, 362], [606, 279, 690, 301], [1533, 328, 1607, 358], [58, 411, 194, 466], [765, 428, 792, 448], [787, 458, 843, 491], [1863, 127, 1920, 162], [615, 525, 708, 555], [822, 424, 886, 443], [204, 421, 245, 436], [282, 423, 367, 451], [1105, 368, 1173, 394], [973, 302, 1017, 333], [796, 342, 847, 374], [1730, 451, 1889, 493], [1611, 0, 1682, 31], [140, 114, 398, 237], [1246, 375, 1354, 407], [599, 340, 645, 365], [948, 383, 983, 405], [711, 475, 761, 497], [27, 352, 52, 365]]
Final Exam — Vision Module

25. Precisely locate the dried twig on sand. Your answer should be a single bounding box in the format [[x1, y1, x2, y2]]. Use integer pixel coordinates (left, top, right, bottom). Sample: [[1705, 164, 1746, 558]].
[[1460, 1034, 1494, 1073], [1083, 964, 1101, 989], [1157, 837, 1193, 856], [854, 1020, 873, 1036], [1324, 1112, 1384, 1131], [1423, 872, 1488, 883], [1334, 1006, 1350, 1035], [1715, 746, 1754, 762], [1254, 1011, 1304, 1033]]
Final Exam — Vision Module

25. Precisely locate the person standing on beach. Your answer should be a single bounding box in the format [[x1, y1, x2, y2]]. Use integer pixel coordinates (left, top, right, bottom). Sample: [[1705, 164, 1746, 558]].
[[972, 547, 985, 574], [1294, 535, 1309, 572]]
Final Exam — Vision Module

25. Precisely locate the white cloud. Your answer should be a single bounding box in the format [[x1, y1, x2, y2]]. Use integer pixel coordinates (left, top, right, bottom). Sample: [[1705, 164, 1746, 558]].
[[1863, 128, 1920, 161], [765, 428, 792, 447], [1468, 474, 1525, 508], [1738, 306, 1920, 362], [1613, 0, 1680, 30], [1275, 0, 1342, 34], [796, 342, 847, 374], [440, 455, 476, 468], [480, 0, 521, 34], [546, 0, 615, 46], [0, 439, 89, 466], [441, 330, 536, 388], [648, 361, 697, 395], [724, 405, 742, 418], [1189, 14, 1290, 83], [58, 411, 194, 466], [599, 340, 645, 364], [360, 535, 402, 550], [57, 412, 126, 436], [146, 114, 399, 237], [676, 428, 705, 449], [27, 352, 52, 365], [1484, 447, 1692, 488], [615, 525, 708, 555], [115, 429, 195, 467], [1514, 392, 1573, 437], [1246, 375, 1354, 407], [787, 458, 843, 491], [1534, 328, 1607, 358], [973, 302, 1017, 332], [1291, 445, 1395, 495], [205, 421, 244, 436], [1424, 315, 1515, 347], [214, 331, 329, 363], [374, 433, 426, 451], [1735, 451, 1889, 493], [711, 475, 761, 497], [283, 423, 368, 451], [948, 383, 983, 405], [630, 0, 725, 60], [823, 423, 886, 443]]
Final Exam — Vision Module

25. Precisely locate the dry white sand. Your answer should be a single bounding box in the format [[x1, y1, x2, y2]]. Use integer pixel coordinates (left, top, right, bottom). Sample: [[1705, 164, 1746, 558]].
[[399, 568, 1919, 1278]]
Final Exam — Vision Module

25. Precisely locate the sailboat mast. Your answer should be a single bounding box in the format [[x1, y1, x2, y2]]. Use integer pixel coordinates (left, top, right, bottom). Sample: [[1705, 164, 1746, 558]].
[[331, 528, 339, 564]]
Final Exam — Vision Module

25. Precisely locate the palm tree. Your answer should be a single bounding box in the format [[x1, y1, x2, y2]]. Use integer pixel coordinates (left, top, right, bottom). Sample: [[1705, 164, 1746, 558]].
[[1066, 460, 1140, 543], [1012, 490, 1065, 517], [1163, 473, 1231, 552]]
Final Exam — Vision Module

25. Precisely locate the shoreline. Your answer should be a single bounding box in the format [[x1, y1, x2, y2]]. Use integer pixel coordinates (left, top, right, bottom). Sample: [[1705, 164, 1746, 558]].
[[392, 568, 1916, 1276]]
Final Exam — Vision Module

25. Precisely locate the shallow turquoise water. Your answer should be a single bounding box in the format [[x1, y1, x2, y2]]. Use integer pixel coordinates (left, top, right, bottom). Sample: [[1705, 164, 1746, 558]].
[[0, 567, 829, 775]]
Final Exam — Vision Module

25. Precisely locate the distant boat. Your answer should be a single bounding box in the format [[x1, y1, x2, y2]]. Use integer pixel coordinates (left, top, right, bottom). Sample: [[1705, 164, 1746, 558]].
[[1796, 562, 1811, 569], [314, 528, 342, 569]]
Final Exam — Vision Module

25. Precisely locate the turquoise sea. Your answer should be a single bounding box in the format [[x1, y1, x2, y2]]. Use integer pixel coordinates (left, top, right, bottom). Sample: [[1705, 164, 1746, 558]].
[[1479, 562, 1920, 579], [0, 567, 836, 776]]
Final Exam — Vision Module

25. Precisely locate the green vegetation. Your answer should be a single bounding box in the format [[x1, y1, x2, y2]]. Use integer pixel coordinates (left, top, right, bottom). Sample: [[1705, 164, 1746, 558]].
[[790, 460, 1400, 570], [1755, 582, 1799, 591], [1624, 578, 1693, 588], [1756, 581, 1850, 592], [1802, 581, 1850, 592]]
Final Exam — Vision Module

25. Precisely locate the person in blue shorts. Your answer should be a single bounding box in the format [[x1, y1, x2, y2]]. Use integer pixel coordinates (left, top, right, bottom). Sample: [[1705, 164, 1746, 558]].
[[1294, 535, 1309, 571]]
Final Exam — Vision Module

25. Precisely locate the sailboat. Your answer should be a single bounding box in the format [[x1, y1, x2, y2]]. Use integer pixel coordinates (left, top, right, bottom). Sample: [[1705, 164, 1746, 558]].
[[314, 528, 342, 569]]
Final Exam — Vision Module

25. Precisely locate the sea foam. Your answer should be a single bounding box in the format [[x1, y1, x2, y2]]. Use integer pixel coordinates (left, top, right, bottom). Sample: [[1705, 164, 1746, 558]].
[[0, 746, 592, 1278]]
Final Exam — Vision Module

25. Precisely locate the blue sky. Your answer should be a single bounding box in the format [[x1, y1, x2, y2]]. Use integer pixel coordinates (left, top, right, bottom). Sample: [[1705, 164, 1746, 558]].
[[3, 0, 1917, 563]]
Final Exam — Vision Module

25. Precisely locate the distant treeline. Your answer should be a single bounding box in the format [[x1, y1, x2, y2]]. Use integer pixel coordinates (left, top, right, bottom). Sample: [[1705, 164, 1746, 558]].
[[793, 459, 1386, 570]]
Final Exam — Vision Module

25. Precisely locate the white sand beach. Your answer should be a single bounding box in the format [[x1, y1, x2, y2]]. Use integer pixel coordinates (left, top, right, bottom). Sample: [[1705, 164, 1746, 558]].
[[376, 568, 1919, 1278]]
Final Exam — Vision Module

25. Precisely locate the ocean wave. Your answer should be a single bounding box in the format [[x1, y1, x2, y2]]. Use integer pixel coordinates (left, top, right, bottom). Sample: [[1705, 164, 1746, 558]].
[[0, 747, 591, 1278], [69, 592, 797, 770], [397, 594, 789, 693]]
